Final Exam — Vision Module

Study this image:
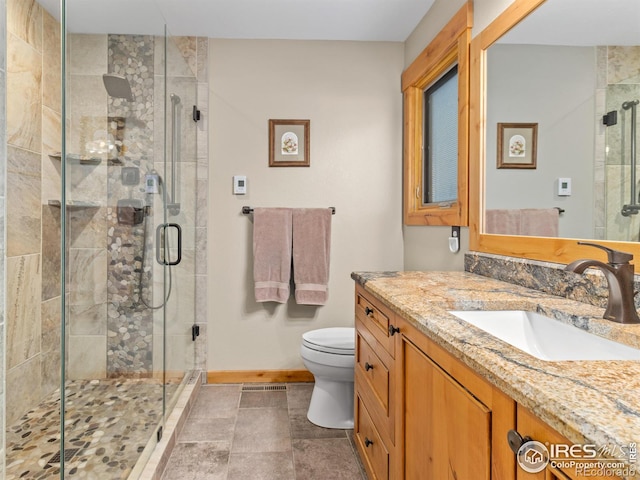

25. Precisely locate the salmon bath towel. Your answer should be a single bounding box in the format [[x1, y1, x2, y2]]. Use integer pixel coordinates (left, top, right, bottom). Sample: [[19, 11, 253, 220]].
[[292, 208, 332, 305], [253, 208, 293, 303]]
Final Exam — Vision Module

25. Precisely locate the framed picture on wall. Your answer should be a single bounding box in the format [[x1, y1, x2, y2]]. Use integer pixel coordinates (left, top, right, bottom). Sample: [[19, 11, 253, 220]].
[[497, 123, 538, 169], [269, 119, 310, 167]]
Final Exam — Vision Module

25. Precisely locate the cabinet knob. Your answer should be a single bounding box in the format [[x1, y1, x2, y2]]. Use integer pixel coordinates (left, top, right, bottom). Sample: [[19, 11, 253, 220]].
[[507, 429, 532, 455], [388, 324, 400, 336], [365, 362, 374, 371], [365, 307, 374, 316], [364, 437, 374, 447]]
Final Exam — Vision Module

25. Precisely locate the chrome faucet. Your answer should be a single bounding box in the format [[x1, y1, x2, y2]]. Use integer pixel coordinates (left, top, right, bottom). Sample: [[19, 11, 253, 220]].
[[565, 242, 640, 324]]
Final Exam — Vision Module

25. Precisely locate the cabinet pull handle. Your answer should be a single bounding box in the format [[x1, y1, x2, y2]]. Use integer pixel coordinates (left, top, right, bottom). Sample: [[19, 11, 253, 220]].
[[506, 429, 533, 455], [508, 429, 569, 479], [388, 324, 400, 336], [365, 362, 374, 371], [364, 437, 374, 447], [364, 307, 374, 316]]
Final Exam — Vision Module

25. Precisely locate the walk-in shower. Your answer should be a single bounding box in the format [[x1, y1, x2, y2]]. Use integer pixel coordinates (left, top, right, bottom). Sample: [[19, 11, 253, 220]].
[[3, 1, 201, 477]]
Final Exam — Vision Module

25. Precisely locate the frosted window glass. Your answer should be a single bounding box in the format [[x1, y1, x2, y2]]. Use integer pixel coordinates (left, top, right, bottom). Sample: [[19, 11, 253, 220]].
[[424, 66, 458, 204]]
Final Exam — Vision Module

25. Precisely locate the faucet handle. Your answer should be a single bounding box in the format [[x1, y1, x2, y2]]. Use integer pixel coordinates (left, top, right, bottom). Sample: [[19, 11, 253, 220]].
[[577, 241, 633, 264]]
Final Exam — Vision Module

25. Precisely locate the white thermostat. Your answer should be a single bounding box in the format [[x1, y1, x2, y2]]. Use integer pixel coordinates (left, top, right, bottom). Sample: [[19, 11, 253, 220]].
[[558, 177, 571, 196], [233, 175, 247, 195]]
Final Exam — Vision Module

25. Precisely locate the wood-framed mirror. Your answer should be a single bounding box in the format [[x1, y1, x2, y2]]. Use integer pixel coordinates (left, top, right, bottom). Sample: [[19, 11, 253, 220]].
[[469, 0, 640, 264]]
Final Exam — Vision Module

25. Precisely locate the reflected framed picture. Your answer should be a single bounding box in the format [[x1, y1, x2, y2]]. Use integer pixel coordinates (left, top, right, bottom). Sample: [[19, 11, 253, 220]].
[[497, 123, 538, 169], [269, 119, 310, 167]]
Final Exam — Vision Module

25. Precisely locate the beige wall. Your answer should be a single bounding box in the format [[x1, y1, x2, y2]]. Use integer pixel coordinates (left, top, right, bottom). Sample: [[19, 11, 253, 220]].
[[207, 39, 404, 371], [402, 0, 514, 271]]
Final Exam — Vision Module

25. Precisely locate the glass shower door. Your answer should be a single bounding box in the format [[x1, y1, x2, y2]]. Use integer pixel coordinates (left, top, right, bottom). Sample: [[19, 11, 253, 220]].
[[61, 3, 197, 477], [158, 31, 199, 419]]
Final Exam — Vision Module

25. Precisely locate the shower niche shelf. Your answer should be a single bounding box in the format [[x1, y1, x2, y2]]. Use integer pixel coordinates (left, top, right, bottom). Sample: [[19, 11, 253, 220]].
[[47, 199, 101, 209], [48, 152, 125, 167], [48, 152, 102, 165]]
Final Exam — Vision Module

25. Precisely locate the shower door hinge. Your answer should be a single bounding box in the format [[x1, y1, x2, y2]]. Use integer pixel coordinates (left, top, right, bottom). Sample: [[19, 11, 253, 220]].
[[192, 105, 201, 122], [157, 426, 163, 442], [192, 324, 200, 341]]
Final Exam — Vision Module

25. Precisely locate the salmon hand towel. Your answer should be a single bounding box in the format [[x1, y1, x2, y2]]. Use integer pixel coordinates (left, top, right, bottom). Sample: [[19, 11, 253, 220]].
[[292, 208, 332, 305], [253, 208, 293, 303]]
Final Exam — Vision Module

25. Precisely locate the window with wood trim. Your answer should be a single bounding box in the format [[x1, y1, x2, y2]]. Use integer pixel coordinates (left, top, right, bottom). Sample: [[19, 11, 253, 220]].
[[402, 3, 472, 226]]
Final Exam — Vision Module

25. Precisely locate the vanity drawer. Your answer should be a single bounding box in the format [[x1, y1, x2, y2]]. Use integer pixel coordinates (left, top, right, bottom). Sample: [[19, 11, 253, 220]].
[[356, 331, 390, 416], [355, 319, 395, 443], [355, 285, 397, 358], [355, 394, 390, 480]]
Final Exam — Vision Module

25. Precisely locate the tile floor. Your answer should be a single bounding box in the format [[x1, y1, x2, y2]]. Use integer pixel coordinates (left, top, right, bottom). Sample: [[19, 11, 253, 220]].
[[161, 383, 367, 480], [6, 378, 177, 480]]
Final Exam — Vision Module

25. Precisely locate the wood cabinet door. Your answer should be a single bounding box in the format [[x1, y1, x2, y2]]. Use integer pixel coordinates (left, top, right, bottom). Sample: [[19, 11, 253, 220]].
[[516, 406, 622, 480], [403, 337, 492, 480]]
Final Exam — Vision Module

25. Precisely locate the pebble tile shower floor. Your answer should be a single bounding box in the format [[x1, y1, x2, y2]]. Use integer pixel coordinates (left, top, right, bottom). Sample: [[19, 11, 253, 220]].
[[161, 383, 367, 480], [6, 379, 177, 479]]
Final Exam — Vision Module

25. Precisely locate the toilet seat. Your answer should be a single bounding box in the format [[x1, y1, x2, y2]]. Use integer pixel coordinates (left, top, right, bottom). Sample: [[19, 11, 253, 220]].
[[302, 327, 355, 355]]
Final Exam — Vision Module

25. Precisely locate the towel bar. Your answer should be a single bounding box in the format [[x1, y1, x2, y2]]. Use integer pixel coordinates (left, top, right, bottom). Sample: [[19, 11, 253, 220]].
[[242, 206, 335, 215], [554, 207, 565, 214]]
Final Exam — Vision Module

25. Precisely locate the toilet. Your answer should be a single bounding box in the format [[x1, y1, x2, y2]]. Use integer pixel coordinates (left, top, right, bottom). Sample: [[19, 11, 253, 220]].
[[300, 327, 356, 429]]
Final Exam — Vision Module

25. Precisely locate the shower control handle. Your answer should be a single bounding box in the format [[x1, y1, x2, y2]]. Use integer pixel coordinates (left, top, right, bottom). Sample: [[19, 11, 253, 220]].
[[365, 362, 374, 371]]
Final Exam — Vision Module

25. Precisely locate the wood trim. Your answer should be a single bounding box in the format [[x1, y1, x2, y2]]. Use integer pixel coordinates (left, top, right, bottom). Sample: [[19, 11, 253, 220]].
[[457, 26, 471, 227], [403, 1, 473, 227], [468, 0, 640, 264], [401, 3, 473, 91], [207, 369, 314, 384], [474, 0, 545, 53]]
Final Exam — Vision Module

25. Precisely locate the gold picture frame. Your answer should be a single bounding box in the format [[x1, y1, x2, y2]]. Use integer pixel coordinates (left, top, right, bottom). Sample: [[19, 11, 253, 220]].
[[268, 119, 310, 167], [497, 122, 537, 169]]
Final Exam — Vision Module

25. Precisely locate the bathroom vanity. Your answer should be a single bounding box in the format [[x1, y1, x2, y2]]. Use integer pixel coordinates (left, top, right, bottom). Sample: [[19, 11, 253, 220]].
[[353, 271, 640, 480]]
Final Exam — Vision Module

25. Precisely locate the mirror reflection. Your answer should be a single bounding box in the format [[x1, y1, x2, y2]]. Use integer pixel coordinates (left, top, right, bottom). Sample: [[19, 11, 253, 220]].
[[484, 0, 640, 241]]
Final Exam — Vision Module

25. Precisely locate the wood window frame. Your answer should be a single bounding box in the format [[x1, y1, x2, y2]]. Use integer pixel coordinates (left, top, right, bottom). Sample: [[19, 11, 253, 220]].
[[402, 2, 473, 226]]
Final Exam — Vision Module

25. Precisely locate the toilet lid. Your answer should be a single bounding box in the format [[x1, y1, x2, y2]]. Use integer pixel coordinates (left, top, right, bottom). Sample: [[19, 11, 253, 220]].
[[302, 327, 355, 355]]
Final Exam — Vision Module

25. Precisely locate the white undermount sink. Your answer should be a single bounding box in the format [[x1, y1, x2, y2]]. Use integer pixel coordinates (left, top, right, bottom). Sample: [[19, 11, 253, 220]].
[[448, 310, 640, 361]]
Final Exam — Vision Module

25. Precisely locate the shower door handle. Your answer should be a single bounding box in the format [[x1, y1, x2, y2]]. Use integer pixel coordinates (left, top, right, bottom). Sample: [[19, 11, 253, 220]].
[[155, 223, 182, 266]]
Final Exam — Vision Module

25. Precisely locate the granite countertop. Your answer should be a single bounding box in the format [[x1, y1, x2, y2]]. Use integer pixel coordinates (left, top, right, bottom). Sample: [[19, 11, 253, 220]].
[[352, 270, 640, 477]]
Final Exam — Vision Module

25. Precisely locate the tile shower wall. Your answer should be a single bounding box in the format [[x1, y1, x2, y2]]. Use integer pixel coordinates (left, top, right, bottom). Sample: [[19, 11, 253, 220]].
[[105, 34, 156, 377], [4, 0, 210, 424], [5, 0, 62, 426], [67, 33, 209, 379], [0, 0, 6, 475], [195, 37, 208, 373], [596, 46, 640, 241], [151, 35, 208, 378], [67, 33, 109, 379]]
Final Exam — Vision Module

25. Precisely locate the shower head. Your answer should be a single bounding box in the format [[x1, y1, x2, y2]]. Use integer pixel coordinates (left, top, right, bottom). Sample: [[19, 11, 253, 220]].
[[102, 74, 134, 101], [622, 99, 639, 110]]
